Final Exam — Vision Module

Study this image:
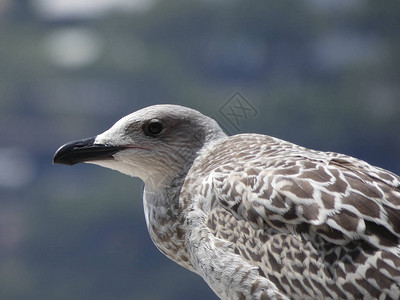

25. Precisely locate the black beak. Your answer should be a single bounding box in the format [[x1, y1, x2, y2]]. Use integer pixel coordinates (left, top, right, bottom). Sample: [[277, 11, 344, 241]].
[[53, 137, 123, 166]]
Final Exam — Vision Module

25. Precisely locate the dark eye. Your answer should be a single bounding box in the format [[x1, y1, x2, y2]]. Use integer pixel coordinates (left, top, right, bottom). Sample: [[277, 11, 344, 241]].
[[144, 119, 163, 136]]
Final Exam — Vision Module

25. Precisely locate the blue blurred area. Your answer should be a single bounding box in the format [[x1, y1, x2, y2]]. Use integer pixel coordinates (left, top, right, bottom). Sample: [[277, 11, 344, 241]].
[[0, 0, 399, 299]]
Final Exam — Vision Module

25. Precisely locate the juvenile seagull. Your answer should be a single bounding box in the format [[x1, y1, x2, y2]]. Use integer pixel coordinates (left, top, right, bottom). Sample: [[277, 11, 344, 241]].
[[53, 104, 400, 299]]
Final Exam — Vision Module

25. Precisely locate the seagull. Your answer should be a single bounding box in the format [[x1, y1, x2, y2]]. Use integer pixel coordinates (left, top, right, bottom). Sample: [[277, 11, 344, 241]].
[[53, 104, 400, 299]]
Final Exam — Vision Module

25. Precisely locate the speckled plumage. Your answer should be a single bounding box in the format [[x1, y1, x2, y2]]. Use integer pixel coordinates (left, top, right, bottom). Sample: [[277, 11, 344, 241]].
[[54, 105, 400, 300], [183, 134, 400, 299]]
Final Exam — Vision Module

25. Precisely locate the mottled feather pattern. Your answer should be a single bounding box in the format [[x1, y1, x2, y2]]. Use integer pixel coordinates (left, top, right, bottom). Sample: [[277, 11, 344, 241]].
[[56, 105, 400, 300], [182, 133, 400, 299]]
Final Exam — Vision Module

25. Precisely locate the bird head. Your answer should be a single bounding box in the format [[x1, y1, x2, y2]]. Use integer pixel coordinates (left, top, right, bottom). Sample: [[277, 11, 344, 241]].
[[53, 105, 226, 188]]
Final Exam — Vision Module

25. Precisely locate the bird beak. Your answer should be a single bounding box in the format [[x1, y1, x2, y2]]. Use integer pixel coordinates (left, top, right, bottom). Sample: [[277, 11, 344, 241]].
[[53, 137, 123, 166]]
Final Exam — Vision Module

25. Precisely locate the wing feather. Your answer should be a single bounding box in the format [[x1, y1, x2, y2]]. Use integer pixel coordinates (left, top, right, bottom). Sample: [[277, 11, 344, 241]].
[[186, 134, 400, 298], [207, 148, 400, 253]]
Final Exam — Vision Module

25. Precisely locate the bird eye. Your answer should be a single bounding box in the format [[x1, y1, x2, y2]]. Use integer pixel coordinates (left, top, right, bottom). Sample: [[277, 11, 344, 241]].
[[144, 119, 163, 136]]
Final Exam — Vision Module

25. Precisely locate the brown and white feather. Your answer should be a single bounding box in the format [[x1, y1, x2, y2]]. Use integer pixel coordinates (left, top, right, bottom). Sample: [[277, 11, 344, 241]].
[[181, 134, 400, 299], [59, 105, 400, 299]]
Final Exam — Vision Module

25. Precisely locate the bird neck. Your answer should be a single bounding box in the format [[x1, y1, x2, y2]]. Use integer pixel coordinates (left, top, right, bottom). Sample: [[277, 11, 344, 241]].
[[143, 177, 194, 270], [143, 176, 183, 213]]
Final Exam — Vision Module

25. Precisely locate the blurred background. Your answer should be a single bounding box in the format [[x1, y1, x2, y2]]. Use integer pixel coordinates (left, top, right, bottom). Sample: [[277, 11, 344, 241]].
[[1, 0, 399, 299]]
